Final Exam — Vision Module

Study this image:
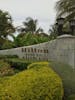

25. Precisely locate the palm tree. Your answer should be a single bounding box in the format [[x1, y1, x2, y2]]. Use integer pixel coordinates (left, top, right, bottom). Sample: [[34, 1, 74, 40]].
[[18, 17, 44, 34], [56, 0, 75, 21], [23, 17, 37, 33]]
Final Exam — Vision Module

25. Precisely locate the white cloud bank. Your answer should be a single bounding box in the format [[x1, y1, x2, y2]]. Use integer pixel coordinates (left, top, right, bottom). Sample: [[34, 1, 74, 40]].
[[0, 0, 58, 32]]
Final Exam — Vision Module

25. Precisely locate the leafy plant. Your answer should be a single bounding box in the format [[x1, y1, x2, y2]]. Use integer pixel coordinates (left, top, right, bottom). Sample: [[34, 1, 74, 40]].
[[5, 58, 32, 71], [67, 94, 75, 100], [0, 60, 14, 77], [0, 62, 63, 100]]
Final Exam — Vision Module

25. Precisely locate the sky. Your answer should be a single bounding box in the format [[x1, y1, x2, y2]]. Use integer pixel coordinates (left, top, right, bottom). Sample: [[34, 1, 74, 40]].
[[0, 0, 58, 33]]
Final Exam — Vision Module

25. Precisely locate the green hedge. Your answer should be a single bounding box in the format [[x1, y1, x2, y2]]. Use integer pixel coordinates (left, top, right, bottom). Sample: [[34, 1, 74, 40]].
[[0, 55, 18, 59], [67, 94, 75, 100], [0, 62, 63, 100], [28, 62, 49, 69], [5, 58, 32, 71], [0, 60, 14, 77]]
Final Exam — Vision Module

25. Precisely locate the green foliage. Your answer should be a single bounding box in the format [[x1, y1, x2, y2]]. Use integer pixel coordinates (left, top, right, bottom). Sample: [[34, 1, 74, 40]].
[[56, 0, 75, 36], [56, 0, 75, 22], [0, 60, 14, 77], [49, 61, 75, 100], [0, 55, 18, 60], [13, 33, 50, 47], [0, 38, 6, 49], [1, 40, 15, 49], [67, 94, 75, 100], [5, 58, 32, 71], [0, 62, 63, 100], [0, 10, 15, 39], [49, 24, 58, 39], [19, 17, 43, 34], [0, 10, 15, 49], [28, 62, 49, 69]]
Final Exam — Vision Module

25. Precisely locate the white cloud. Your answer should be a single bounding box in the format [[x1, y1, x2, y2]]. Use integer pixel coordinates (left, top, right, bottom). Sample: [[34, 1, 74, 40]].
[[0, 0, 58, 32]]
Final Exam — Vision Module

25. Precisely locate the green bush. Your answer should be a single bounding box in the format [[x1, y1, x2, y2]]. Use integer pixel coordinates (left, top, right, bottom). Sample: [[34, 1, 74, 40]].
[[5, 58, 32, 71], [28, 62, 49, 69], [67, 94, 75, 100], [1, 40, 15, 50], [0, 60, 14, 77], [14, 33, 50, 47], [0, 55, 18, 59], [0, 62, 63, 100]]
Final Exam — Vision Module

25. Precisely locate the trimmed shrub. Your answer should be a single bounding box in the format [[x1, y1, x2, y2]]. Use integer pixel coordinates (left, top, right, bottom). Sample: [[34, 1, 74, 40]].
[[5, 58, 32, 71], [28, 62, 49, 69], [0, 62, 63, 100], [0, 60, 14, 77], [0, 55, 18, 59], [67, 94, 75, 100]]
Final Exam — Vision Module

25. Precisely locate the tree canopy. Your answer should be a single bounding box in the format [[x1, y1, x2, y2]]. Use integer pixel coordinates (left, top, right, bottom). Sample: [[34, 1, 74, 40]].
[[56, 0, 75, 21], [0, 10, 15, 39], [18, 17, 44, 34]]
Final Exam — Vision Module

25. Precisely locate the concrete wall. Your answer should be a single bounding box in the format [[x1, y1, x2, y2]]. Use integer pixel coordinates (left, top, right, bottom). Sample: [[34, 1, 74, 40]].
[[48, 35, 75, 68], [0, 35, 75, 68]]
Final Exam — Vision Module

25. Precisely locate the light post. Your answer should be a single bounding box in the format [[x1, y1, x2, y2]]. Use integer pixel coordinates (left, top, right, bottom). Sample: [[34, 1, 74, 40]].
[[55, 23, 58, 32], [57, 18, 64, 36], [69, 19, 75, 35]]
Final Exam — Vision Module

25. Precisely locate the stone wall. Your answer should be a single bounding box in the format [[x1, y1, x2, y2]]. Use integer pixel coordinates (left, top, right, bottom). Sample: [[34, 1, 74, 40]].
[[0, 35, 75, 68]]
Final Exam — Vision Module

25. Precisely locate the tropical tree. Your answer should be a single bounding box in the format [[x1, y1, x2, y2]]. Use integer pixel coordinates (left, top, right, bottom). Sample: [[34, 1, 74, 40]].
[[56, 0, 75, 21], [18, 17, 44, 34], [11, 32, 50, 48], [48, 24, 58, 39], [0, 10, 15, 49], [1, 40, 15, 49], [0, 10, 15, 39]]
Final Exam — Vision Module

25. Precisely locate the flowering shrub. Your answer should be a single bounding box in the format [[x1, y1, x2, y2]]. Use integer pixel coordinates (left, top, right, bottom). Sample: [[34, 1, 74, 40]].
[[0, 62, 63, 100]]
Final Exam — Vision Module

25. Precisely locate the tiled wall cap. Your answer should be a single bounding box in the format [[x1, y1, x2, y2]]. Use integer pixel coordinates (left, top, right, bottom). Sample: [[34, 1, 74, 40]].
[[57, 34, 75, 39]]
